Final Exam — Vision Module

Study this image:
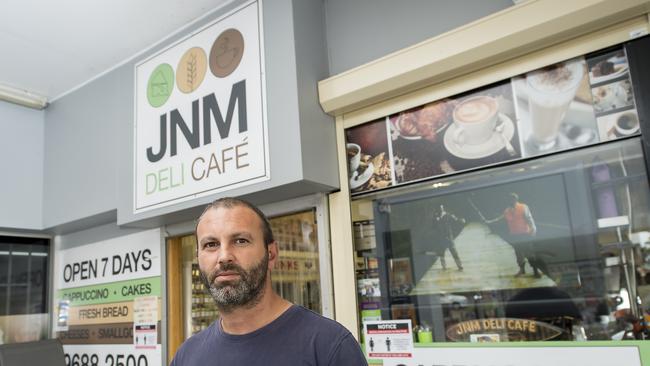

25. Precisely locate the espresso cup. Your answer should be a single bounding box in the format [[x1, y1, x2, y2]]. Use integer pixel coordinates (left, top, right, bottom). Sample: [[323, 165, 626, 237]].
[[615, 112, 639, 136], [452, 95, 499, 145], [346, 143, 361, 173]]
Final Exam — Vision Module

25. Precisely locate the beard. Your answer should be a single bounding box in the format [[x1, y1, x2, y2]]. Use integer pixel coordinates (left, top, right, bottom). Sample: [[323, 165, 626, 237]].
[[199, 252, 269, 313]]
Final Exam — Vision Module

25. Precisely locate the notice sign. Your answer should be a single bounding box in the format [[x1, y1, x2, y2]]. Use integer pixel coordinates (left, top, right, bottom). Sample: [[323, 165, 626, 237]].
[[134, 0, 269, 213], [134, 296, 158, 349], [364, 320, 413, 359]]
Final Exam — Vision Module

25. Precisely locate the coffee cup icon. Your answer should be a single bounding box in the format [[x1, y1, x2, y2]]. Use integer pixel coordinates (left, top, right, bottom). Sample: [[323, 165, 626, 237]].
[[615, 112, 639, 136], [346, 143, 361, 173], [451, 95, 499, 146]]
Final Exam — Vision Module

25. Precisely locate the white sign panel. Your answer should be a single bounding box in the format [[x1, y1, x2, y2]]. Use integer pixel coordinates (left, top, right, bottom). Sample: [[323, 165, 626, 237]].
[[382, 346, 642, 366], [364, 320, 414, 359], [56, 229, 161, 290], [64, 344, 161, 366], [134, 1, 269, 213]]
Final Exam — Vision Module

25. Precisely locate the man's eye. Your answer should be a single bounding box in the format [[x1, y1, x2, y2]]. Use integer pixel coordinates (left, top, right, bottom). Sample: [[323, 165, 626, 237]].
[[234, 238, 249, 245], [203, 242, 219, 249]]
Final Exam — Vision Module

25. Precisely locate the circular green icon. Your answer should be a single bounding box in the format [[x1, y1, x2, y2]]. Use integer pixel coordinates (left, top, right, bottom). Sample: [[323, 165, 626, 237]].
[[147, 63, 174, 108]]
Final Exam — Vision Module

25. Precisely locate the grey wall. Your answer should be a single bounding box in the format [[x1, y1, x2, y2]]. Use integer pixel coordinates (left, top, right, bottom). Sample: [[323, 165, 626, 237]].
[[3, 0, 515, 232], [0, 100, 44, 230], [43, 68, 125, 229], [324, 0, 514, 75], [40, 0, 337, 231]]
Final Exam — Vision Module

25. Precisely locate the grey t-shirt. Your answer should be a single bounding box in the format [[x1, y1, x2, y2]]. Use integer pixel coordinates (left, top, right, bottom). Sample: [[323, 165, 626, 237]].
[[170, 305, 368, 365]]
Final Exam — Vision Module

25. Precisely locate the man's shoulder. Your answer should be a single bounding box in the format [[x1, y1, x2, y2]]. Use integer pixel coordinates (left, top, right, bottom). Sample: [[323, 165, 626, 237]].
[[288, 306, 367, 364], [171, 321, 217, 363], [286, 305, 354, 340], [292, 305, 348, 329]]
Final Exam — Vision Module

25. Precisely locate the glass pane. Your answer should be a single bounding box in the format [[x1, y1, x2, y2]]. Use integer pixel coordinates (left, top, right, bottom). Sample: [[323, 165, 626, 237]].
[[185, 235, 219, 337], [353, 138, 650, 342], [28, 255, 48, 314], [270, 209, 322, 313], [10, 254, 28, 285], [0, 250, 9, 285], [0, 287, 7, 316], [0, 238, 50, 317], [9, 286, 27, 315]]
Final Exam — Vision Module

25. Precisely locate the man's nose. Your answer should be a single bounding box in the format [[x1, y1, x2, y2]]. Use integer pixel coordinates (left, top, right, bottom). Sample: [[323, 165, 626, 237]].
[[218, 243, 235, 264]]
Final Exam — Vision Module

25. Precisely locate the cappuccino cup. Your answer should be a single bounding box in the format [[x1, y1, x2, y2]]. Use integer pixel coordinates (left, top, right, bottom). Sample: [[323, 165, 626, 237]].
[[346, 143, 361, 173], [615, 112, 639, 136], [452, 95, 499, 145]]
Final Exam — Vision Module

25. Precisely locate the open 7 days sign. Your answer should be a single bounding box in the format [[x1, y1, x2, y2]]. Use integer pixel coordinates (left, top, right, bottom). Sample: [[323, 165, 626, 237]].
[[134, 1, 268, 213]]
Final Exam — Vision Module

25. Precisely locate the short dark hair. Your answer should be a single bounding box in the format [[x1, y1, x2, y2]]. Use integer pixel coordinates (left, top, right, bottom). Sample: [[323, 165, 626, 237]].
[[195, 197, 274, 247]]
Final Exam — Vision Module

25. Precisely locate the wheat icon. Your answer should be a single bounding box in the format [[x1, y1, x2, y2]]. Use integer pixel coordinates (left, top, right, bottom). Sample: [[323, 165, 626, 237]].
[[186, 53, 197, 90], [177, 47, 207, 93]]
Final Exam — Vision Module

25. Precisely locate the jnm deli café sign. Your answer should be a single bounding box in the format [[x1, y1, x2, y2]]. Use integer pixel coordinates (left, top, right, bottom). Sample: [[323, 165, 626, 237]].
[[134, 1, 268, 213]]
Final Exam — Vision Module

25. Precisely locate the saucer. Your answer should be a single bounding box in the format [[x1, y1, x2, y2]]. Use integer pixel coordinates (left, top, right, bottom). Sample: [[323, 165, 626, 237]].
[[443, 113, 515, 160], [350, 162, 374, 189], [526, 123, 597, 152], [390, 117, 421, 140], [590, 65, 628, 85]]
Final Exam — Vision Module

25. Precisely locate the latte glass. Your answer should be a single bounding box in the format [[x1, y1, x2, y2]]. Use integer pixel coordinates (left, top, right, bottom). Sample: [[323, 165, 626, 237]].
[[526, 59, 583, 150]]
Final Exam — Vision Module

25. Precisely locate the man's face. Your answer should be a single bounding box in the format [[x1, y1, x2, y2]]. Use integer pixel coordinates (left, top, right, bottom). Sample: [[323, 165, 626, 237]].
[[196, 205, 276, 312], [509, 197, 518, 208]]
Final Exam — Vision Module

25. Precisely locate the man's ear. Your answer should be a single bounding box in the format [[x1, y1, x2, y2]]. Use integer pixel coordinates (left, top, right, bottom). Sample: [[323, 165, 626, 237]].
[[267, 241, 279, 268]]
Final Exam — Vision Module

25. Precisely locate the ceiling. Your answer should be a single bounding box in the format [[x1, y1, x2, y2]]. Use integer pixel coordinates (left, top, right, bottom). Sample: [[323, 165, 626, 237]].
[[0, 0, 232, 103]]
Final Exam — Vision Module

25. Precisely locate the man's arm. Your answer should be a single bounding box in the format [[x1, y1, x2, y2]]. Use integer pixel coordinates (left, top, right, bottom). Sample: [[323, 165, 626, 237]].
[[484, 213, 504, 224], [523, 204, 536, 235]]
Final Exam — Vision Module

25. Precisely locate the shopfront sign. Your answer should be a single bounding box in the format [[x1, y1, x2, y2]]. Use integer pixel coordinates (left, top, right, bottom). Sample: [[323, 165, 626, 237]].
[[134, 1, 268, 213], [446, 317, 563, 342], [381, 346, 641, 366], [54, 229, 162, 365]]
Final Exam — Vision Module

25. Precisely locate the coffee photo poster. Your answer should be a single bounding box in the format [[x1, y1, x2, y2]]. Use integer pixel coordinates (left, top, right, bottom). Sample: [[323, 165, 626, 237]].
[[390, 81, 521, 184], [345, 118, 393, 193], [345, 45, 640, 195], [587, 47, 640, 141]]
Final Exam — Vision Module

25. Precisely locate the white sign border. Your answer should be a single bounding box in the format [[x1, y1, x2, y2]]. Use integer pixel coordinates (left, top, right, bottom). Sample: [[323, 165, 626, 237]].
[[132, 0, 269, 214]]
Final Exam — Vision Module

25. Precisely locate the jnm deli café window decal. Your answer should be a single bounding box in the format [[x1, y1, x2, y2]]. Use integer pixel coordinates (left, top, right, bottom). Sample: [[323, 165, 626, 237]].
[[134, 1, 269, 213], [346, 46, 639, 195]]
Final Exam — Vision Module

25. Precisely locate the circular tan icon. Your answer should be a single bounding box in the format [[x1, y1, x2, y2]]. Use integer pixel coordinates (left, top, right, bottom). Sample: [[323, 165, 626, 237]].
[[176, 47, 208, 93], [210, 28, 244, 78]]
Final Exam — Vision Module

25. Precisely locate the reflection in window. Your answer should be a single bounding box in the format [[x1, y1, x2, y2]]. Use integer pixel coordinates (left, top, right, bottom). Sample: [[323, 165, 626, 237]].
[[354, 138, 650, 342], [0, 236, 50, 344], [270, 209, 322, 313]]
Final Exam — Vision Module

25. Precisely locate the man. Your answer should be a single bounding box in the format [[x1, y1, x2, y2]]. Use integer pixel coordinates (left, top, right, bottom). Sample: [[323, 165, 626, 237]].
[[486, 193, 538, 277], [171, 197, 368, 365], [433, 204, 465, 271]]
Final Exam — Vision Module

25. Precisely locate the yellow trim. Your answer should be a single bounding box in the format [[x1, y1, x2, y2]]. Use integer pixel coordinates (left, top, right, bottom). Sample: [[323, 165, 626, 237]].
[[328, 116, 360, 339], [319, 0, 650, 117]]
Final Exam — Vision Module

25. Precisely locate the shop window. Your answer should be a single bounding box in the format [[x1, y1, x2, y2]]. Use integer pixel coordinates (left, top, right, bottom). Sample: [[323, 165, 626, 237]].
[[269, 209, 322, 313], [352, 138, 650, 343], [0, 236, 50, 344]]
